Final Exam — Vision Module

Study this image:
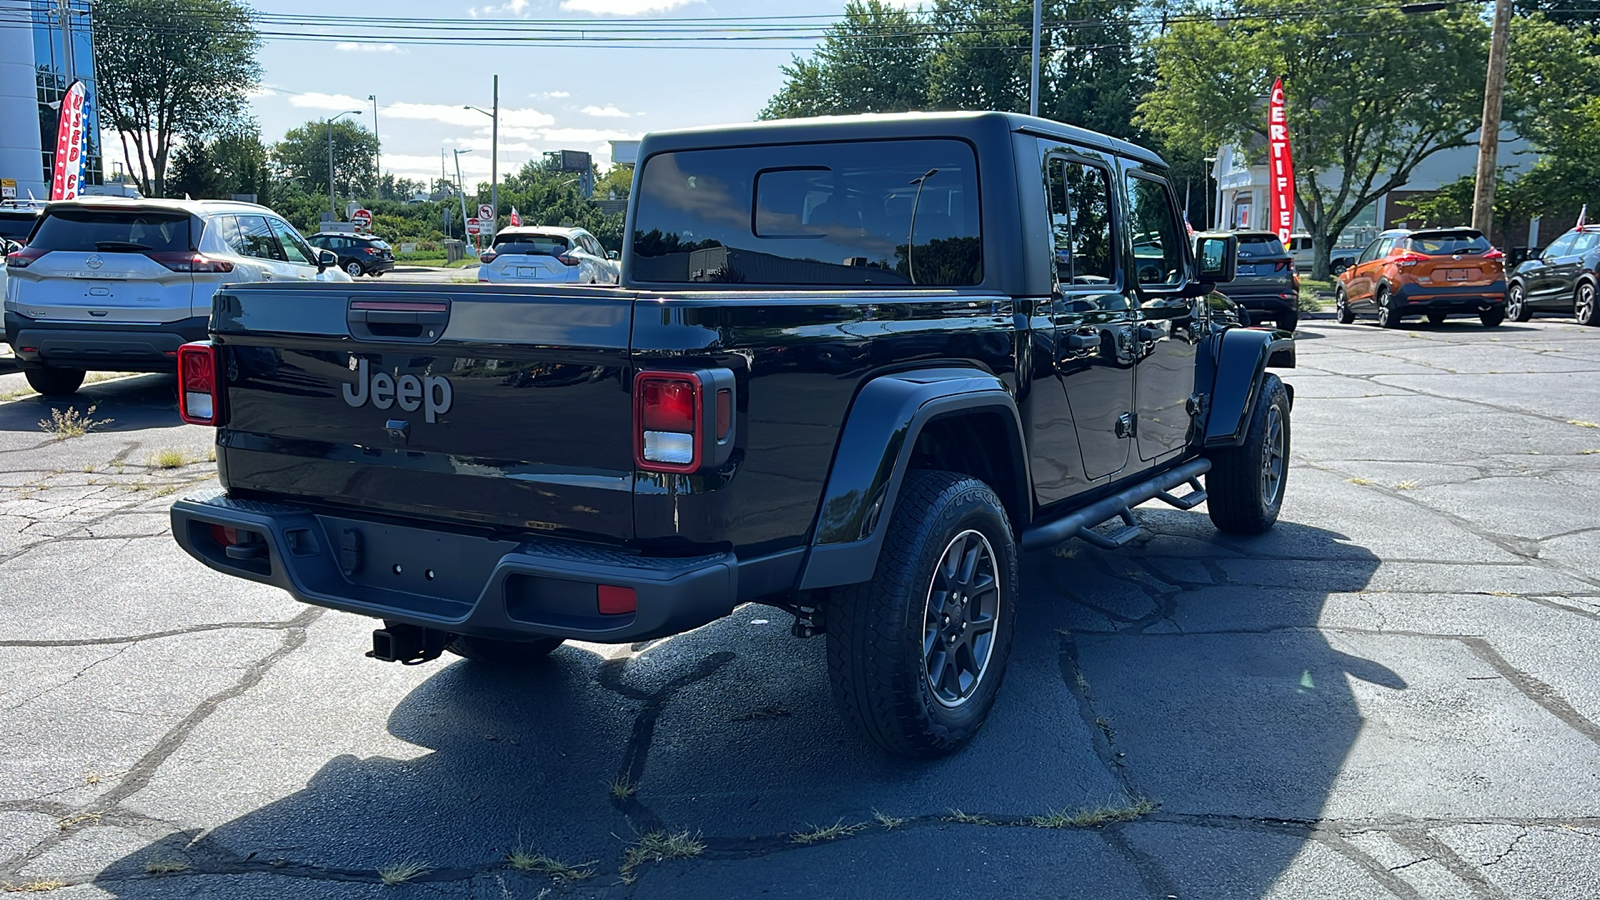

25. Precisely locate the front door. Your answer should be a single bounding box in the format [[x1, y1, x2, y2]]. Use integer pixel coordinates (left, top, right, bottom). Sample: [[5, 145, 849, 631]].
[[1122, 167, 1201, 461], [1346, 237, 1389, 306]]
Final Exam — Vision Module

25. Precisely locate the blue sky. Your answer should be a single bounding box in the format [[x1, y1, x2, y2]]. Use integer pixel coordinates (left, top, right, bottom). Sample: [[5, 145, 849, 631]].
[[248, 0, 917, 185]]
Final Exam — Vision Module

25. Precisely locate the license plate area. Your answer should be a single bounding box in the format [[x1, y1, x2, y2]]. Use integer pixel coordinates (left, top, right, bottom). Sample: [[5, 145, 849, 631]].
[[516, 267, 542, 278], [1445, 268, 1472, 281], [317, 515, 511, 606]]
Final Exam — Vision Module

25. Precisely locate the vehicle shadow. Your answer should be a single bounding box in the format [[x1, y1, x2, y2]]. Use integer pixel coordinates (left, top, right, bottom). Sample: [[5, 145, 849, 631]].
[[0, 374, 181, 433], [95, 516, 1388, 897]]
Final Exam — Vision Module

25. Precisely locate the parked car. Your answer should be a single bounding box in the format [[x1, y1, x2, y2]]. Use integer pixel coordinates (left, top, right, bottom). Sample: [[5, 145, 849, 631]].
[[1333, 227, 1506, 328], [0, 201, 42, 245], [1218, 230, 1300, 330], [1285, 232, 1314, 269], [477, 226, 619, 285], [306, 232, 395, 278], [3, 197, 349, 397], [1505, 225, 1600, 325]]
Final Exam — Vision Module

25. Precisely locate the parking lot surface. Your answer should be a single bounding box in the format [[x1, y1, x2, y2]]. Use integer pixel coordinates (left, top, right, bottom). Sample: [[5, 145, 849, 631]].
[[1, 319, 1598, 899]]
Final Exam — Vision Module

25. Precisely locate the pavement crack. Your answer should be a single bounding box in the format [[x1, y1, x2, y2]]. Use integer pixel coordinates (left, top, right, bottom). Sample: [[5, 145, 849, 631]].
[[1459, 637, 1600, 749]]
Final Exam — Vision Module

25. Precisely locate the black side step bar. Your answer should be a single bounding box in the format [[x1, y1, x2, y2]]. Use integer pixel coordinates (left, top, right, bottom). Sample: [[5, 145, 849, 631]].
[[1020, 458, 1212, 552]]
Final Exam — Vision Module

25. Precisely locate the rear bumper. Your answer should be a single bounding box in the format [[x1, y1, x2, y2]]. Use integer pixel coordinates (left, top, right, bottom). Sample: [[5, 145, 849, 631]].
[[362, 258, 395, 275], [1392, 280, 1506, 310], [170, 490, 753, 643], [478, 267, 580, 285], [4, 312, 208, 371], [1225, 290, 1298, 314]]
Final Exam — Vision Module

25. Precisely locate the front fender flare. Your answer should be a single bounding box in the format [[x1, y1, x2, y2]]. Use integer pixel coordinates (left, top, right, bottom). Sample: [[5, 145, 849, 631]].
[[797, 368, 1028, 591], [1202, 327, 1294, 449]]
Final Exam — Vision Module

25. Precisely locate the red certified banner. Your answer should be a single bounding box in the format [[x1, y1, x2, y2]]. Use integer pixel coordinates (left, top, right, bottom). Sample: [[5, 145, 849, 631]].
[[49, 81, 87, 201], [1268, 78, 1295, 247]]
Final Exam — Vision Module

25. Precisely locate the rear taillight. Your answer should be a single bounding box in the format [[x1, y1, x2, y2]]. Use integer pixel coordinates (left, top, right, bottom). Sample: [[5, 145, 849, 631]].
[[633, 368, 737, 474], [1393, 252, 1429, 267], [556, 253, 580, 267], [148, 251, 235, 273], [1482, 248, 1505, 260], [5, 246, 47, 268], [177, 341, 222, 426], [480, 250, 498, 264], [1274, 260, 1291, 272]]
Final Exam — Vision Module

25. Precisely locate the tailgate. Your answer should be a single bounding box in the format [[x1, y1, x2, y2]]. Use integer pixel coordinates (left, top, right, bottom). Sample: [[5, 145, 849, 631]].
[[212, 283, 638, 542]]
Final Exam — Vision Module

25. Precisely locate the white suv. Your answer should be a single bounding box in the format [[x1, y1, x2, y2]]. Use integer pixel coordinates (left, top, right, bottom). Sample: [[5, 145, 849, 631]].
[[477, 226, 620, 285], [3, 197, 350, 396]]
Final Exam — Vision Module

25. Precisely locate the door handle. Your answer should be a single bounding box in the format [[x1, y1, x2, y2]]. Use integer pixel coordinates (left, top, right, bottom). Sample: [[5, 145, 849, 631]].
[[1063, 331, 1097, 351], [1137, 324, 1164, 342]]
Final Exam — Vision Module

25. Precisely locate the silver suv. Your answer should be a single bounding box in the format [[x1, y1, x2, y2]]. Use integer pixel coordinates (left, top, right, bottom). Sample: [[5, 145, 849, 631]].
[[3, 198, 349, 396]]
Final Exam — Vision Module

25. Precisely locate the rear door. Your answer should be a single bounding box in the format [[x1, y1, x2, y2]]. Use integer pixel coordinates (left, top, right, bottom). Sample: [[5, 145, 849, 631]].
[[5, 206, 196, 324]]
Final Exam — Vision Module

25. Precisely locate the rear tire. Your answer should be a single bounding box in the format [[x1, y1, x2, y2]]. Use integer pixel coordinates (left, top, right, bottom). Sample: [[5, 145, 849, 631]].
[[1428, 311, 1448, 326], [444, 635, 564, 665], [1335, 288, 1355, 324], [1276, 311, 1300, 332], [825, 470, 1019, 757], [1376, 286, 1402, 328], [1480, 306, 1505, 328], [24, 367, 86, 398], [1576, 281, 1599, 327], [1507, 282, 1531, 321], [1206, 373, 1290, 535]]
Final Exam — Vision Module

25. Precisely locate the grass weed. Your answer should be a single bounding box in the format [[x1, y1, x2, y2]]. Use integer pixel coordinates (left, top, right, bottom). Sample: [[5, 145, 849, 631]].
[[620, 830, 704, 874], [38, 405, 113, 440], [789, 819, 866, 844], [377, 859, 429, 885]]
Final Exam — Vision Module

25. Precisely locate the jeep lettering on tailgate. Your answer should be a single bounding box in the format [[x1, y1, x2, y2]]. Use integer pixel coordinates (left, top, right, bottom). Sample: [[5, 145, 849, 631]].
[[341, 359, 453, 422]]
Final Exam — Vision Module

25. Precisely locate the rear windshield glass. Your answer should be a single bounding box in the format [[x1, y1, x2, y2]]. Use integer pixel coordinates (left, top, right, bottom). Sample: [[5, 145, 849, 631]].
[[0, 212, 36, 241], [493, 234, 569, 256], [632, 138, 982, 287], [1236, 235, 1285, 257], [29, 209, 192, 253], [1408, 231, 1489, 255], [367, 239, 391, 250]]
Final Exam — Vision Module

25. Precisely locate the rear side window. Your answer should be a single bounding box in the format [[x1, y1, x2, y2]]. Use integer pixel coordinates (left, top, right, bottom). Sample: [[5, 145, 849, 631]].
[[0, 212, 35, 241], [1046, 158, 1115, 286], [494, 234, 570, 256], [633, 138, 981, 286], [1237, 235, 1286, 257], [29, 209, 192, 252], [1408, 231, 1489, 255]]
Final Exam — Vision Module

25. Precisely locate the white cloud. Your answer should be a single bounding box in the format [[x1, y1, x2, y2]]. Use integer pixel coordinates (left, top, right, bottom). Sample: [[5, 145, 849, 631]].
[[381, 103, 554, 130], [542, 91, 571, 99], [501, 108, 559, 128], [246, 86, 277, 99], [335, 42, 404, 54], [541, 127, 637, 143], [581, 105, 630, 118], [288, 92, 366, 111], [467, 0, 530, 16], [558, 0, 696, 15]]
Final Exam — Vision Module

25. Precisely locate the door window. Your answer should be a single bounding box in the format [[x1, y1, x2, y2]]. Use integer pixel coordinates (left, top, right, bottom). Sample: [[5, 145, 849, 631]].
[[269, 219, 315, 266], [1571, 232, 1598, 254], [233, 215, 284, 261], [1540, 234, 1574, 258], [1046, 158, 1115, 287], [1123, 173, 1185, 287]]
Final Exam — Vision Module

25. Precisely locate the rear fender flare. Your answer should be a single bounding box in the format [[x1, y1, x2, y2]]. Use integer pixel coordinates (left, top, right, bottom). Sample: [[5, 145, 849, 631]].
[[797, 368, 1029, 591], [1202, 327, 1295, 449]]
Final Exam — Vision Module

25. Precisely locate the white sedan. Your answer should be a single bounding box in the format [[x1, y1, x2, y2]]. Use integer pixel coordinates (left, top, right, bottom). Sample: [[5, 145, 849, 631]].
[[477, 226, 619, 285]]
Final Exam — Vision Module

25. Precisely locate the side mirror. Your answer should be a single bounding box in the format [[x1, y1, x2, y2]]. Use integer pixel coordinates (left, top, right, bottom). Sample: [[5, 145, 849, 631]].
[[1191, 232, 1238, 289], [607, 250, 620, 261], [1527, 247, 1542, 261], [316, 249, 337, 270]]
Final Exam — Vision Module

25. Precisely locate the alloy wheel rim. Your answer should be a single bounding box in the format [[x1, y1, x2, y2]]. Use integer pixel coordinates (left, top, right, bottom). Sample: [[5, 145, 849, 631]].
[[1377, 296, 1390, 326], [1580, 285, 1596, 323], [1260, 404, 1285, 506], [922, 529, 1001, 708], [1508, 286, 1523, 318]]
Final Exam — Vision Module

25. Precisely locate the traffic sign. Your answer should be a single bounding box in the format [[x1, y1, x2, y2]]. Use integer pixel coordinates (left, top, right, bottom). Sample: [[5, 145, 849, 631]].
[[350, 208, 372, 232], [478, 204, 493, 225], [466, 217, 481, 236]]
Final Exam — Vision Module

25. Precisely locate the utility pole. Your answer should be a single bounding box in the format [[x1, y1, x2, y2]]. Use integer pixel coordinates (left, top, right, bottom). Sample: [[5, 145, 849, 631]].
[[368, 94, 379, 198], [491, 75, 499, 236], [327, 110, 361, 219], [1472, 0, 1512, 235], [1029, 0, 1041, 117], [453, 148, 473, 250]]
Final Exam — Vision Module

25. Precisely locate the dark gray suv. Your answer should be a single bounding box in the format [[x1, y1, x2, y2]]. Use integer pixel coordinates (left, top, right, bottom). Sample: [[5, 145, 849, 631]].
[[1219, 230, 1300, 330]]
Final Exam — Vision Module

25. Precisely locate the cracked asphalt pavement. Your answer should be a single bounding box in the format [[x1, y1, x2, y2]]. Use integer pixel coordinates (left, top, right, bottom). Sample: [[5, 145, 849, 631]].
[[2, 319, 1599, 898]]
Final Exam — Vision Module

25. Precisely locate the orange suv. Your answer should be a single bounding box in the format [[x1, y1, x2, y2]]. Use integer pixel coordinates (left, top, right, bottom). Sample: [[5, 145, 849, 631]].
[[1334, 227, 1506, 328]]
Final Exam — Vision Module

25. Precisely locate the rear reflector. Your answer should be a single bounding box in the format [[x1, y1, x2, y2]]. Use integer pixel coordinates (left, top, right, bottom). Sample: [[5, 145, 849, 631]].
[[177, 341, 222, 426], [210, 524, 239, 547], [598, 585, 637, 616]]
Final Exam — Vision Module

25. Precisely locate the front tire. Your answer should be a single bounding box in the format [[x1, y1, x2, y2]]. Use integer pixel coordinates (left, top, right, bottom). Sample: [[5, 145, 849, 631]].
[[344, 261, 363, 278], [1507, 282, 1531, 321], [825, 470, 1019, 757], [444, 635, 564, 665], [24, 366, 86, 398], [1276, 311, 1300, 332], [1480, 306, 1505, 328], [1375, 286, 1402, 328], [1335, 288, 1355, 324], [1206, 373, 1290, 535], [1428, 311, 1448, 326], [1576, 281, 1599, 327]]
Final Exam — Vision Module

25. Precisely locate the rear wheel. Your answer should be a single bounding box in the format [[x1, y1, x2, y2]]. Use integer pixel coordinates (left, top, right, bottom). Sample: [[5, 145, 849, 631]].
[[1206, 373, 1289, 535], [1507, 282, 1531, 321], [444, 635, 564, 665], [1427, 311, 1448, 326], [344, 261, 363, 278], [1480, 306, 1505, 328], [1335, 288, 1355, 324], [1576, 281, 1599, 326], [24, 367, 86, 398], [1375, 286, 1402, 328], [1276, 311, 1300, 332], [826, 470, 1018, 757]]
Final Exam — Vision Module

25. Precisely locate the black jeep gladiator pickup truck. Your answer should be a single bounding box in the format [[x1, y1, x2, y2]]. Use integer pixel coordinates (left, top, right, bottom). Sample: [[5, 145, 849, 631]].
[[171, 112, 1293, 757]]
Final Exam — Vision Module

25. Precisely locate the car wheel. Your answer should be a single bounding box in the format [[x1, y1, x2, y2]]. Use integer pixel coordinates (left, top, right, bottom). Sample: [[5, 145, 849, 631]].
[[1375, 286, 1402, 328], [444, 634, 564, 665], [1276, 311, 1300, 332], [1506, 282, 1531, 321], [1206, 373, 1290, 535], [1576, 281, 1599, 327], [1480, 306, 1505, 327], [370, 270, 384, 278], [825, 469, 1019, 757], [1427, 311, 1448, 326], [24, 366, 86, 398], [344, 261, 363, 278], [1335, 288, 1355, 324]]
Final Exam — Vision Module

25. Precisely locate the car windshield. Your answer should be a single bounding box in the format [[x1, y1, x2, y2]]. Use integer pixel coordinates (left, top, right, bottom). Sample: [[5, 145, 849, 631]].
[[1408, 231, 1489, 255], [29, 209, 192, 253], [1237, 235, 1286, 257], [493, 234, 569, 256], [0, 213, 36, 241]]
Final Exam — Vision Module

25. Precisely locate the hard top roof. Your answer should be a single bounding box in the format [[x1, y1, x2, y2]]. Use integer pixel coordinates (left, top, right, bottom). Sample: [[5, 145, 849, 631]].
[[38, 196, 277, 217], [636, 111, 1166, 169]]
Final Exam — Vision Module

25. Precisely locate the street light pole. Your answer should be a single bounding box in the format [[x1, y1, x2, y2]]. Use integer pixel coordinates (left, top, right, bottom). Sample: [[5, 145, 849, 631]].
[[368, 94, 380, 198], [464, 76, 500, 236], [1473, 0, 1512, 234], [327, 109, 361, 220], [1029, 0, 1041, 117]]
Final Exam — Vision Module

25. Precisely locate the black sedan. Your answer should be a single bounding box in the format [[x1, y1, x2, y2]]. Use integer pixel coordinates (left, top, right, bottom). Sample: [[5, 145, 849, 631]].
[[1506, 226, 1599, 325], [306, 232, 395, 278]]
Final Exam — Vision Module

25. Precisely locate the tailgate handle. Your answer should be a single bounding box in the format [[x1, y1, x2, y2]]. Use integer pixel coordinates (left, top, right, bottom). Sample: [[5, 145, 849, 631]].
[[347, 299, 450, 343]]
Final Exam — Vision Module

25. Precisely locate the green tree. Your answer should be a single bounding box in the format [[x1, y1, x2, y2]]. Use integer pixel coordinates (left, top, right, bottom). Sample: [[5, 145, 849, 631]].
[[1139, 0, 1492, 278], [761, 1, 931, 119], [1504, 16, 1600, 217], [271, 119, 380, 207], [168, 124, 270, 203], [92, 0, 261, 197]]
